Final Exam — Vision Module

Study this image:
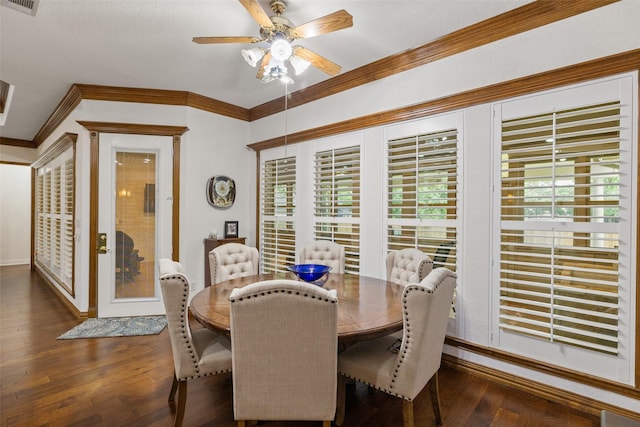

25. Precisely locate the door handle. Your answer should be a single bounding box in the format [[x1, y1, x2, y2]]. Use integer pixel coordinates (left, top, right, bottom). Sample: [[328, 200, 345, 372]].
[[97, 233, 108, 254]]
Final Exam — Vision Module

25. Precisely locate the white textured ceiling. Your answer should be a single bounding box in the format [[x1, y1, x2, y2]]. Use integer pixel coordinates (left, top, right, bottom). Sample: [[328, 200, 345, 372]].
[[0, 0, 530, 142]]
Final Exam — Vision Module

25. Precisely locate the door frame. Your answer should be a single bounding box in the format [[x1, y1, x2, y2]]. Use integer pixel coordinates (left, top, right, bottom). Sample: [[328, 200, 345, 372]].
[[79, 121, 188, 318]]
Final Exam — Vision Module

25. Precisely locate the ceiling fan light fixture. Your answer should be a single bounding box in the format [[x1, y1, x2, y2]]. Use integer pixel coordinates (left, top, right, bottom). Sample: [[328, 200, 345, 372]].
[[241, 47, 265, 67], [270, 38, 292, 61], [289, 54, 311, 75]]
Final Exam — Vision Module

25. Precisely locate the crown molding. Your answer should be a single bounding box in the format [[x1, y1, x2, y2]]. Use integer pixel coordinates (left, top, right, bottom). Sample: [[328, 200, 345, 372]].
[[248, 49, 640, 152], [248, 0, 619, 121], [31, 85, 248, 147], [0, 137, 36, 148], [22, 0, 619, 148]]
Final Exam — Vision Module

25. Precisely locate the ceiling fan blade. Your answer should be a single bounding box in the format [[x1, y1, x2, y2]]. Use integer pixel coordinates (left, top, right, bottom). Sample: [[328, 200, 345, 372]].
[[294, 46, 341, 76], [192, 36, 260, 44], [239, 0, 274, 29], [256, 51, 272, 80], [291, 10, 353, 39]]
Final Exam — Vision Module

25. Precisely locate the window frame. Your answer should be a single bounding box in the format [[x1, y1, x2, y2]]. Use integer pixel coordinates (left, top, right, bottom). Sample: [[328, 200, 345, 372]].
[[491, 74, 636, 384]]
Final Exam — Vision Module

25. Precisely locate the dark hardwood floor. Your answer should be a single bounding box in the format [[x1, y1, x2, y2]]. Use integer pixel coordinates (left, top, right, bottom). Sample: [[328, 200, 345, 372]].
[[1, 264, 600, 426]]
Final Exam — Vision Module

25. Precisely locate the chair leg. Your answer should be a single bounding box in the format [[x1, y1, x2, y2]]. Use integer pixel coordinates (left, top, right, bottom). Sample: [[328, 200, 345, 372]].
[[168, 372, 178, 402], [237, 421, 245, 427], [402, 399, 415, 427], [335, 374, 347, 426], [174, 380, 187, 427], [323, 421, 331, 427], [428, 372, 443, 425]]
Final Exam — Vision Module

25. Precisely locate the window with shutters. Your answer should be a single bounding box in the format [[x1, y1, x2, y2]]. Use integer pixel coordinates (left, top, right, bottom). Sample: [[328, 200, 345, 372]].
[[386, 116, 461, 272], [492, 75, 635, 382], [314, 145, 361, 273], [260, 156, 296, 272], [34, 135, 75, 295]]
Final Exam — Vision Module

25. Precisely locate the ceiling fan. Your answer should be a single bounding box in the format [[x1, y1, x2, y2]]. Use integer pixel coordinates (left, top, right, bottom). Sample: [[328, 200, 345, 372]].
[[193, 0, 353, 83]]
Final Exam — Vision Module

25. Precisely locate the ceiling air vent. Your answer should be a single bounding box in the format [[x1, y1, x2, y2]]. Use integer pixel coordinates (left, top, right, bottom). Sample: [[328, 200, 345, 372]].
[[1, 0, 39, 16]]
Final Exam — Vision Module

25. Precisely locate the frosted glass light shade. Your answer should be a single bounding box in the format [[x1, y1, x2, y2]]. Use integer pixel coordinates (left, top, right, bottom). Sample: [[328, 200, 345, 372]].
[[270, 39, 292, 61], [241, 47, 264, 67]]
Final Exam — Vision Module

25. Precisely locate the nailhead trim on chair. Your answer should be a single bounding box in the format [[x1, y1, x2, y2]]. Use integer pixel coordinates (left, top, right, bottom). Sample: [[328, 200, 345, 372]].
[[388, 272, 450, 393], [339, 270, 452, 401], [230, 288, 337, 304], [161, 273, 232, 381]]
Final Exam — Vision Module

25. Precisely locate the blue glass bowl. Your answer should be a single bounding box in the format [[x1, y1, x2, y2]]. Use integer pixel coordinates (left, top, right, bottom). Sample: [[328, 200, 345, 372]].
[[287, 264, 332, 284]]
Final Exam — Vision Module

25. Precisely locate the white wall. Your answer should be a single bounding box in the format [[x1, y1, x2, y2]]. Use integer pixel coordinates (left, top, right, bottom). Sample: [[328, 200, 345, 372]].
[[249, 1, 640, 143], [0, 163, 31, 265], [0, 146, 35, 267], [36, 100, 253, 311], [0, 145, 36, 164]]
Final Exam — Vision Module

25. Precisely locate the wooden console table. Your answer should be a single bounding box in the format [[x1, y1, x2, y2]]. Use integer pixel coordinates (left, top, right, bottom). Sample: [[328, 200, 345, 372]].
[[203, 237, 246, 287]]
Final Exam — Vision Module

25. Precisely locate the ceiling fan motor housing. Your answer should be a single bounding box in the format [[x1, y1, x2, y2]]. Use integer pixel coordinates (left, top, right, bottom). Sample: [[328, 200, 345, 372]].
[[260, 16, 295, 42]]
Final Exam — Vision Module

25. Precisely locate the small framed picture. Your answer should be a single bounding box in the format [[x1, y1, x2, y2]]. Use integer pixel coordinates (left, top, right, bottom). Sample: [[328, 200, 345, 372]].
[[224, 221, 239, 238]]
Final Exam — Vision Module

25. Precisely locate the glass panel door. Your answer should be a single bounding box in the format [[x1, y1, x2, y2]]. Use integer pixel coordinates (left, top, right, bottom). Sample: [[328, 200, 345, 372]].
[[98, 134, 172, 317]]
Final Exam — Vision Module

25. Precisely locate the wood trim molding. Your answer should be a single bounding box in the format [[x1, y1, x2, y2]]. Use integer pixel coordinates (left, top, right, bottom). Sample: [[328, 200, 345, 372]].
[[172, 135, 181, 261], [442, 354, 640, 421], [34, 267, 88, 320], [0, 137, 36, 149], [248, 49, 640, 151], [248, 0, 619, 121], [0, 159, 32, 166], [31, 132, 77, 168], [88, 130, 99, 317], [29, 85, 247, 148], [445, 336, 640, 400], [20, 0, 615, 149], [79, 121, 186, 316], [76, 121, 188, 136], [33, 85, 83, 147]]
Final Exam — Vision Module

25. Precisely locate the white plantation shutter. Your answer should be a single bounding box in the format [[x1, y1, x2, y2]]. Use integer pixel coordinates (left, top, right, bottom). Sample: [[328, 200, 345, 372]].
[[63, 157, 74, 284], [492, 75, 636, 384], [314, 146, 360, 273], [34, 142, 75, 295], [386, 127, 459, 270], [42, 168, 51, 263], [36, 173, 44, 262], [499, 101, 622, 354], [261, 156, 296, 272]]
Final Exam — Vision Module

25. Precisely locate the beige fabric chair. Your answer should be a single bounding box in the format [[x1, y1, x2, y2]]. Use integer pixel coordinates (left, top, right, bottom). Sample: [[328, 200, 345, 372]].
[[229, 279, 338, 427], [336, 267, 457, 427], [386, 248, 433, 285], [299, 240, 345, 273], [209, 243, 259, 285], [158, 258, 233, 426]]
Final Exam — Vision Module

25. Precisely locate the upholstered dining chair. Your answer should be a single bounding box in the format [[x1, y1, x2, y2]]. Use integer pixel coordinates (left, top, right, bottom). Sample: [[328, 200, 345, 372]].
[[158, 258, 233, 427], [386, 248, 433, 285], [229, 279, 338, 427], [299, 240, 346, 273], [209, 243, 259, 285], [336, 267, 457, 427]]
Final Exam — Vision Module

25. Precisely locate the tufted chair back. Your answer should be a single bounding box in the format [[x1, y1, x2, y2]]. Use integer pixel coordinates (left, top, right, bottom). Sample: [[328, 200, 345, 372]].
[[209, 243, 259, 285], [158, 258, 232, 426], [299, 240, 345, 274], [336, 267, 456, 426], [386, 248, 433, 285], [229, 279, 338, 425]]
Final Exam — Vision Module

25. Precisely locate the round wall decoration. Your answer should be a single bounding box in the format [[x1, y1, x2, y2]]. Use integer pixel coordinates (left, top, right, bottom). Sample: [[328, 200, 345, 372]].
[[207, 175, 236, 208]]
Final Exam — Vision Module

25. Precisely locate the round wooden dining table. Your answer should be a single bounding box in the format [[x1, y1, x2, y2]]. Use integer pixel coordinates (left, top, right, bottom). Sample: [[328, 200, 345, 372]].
[[189, 272, 405, 344]]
